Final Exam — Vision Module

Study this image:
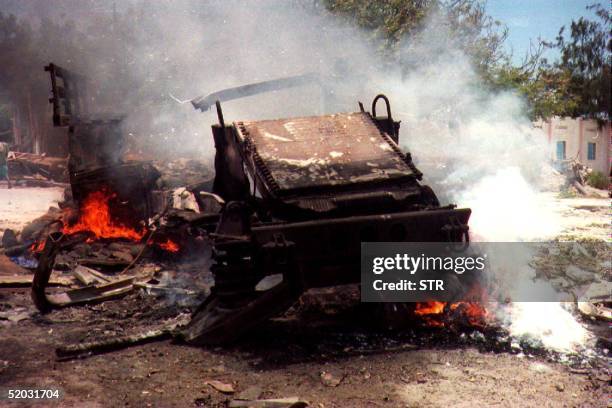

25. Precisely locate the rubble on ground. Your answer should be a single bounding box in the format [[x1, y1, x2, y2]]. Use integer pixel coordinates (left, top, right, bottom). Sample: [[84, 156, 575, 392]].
[[530, 240, 610, 299], [153, 158, 214, 189], [557, 159, 608, 198], [8, 151, 68, 184], [0, 154, 216, 336]]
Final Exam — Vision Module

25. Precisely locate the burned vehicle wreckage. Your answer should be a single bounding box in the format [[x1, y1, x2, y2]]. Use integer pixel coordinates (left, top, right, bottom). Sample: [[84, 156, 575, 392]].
[[33, 64, 471, 345]]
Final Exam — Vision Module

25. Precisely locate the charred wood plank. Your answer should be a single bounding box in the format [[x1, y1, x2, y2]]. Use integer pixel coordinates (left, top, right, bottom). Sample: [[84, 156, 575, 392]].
[[0, 275, 73, 287]]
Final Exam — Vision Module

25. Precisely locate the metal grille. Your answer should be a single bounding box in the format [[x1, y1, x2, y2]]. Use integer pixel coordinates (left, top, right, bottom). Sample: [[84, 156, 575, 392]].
[[235, 112, 414, 194]]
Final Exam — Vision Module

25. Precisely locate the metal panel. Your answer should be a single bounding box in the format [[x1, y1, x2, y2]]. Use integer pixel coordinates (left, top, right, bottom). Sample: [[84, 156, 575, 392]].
[[44, 63, 88, 127], [234, 112, 414, 195]]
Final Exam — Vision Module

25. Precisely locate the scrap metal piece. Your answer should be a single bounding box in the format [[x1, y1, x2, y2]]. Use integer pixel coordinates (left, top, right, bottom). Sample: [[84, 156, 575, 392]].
[[228, 397, 309, 408], [31, 232, 154, 312], [191, 72, 320, 112], [371, 93, 400, 144], [73, 265, 110, 285], [181, 280, 300, 345], [32, 232, 82, 312], [45, 63, 123, 127], [44, 63, 88, 127], [56, 328, 172, 360], [46, 277, 135, 308], [55, 314, 189, 360]]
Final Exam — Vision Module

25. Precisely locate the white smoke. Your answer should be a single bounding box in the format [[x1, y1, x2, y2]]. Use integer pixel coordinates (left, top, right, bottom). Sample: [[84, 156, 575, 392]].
[[365, 14, 592, 354], [505, 302, 591, 353], [84, 0, 374, 160]]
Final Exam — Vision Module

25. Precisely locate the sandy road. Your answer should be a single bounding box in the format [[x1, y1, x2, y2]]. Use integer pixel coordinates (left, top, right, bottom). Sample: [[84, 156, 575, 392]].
[[0, 187, 64, 236]]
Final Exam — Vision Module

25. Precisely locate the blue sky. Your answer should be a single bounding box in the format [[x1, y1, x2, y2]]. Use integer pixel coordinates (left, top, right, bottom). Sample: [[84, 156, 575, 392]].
[[486, 0, 601, 64]]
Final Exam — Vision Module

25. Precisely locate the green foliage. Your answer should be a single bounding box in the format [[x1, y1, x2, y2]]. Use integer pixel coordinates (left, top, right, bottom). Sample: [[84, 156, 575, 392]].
[[488, 2, 610, 121], [557, 188, 578, 199], [489, 63, 580, 120], [324, 0, 433, 47], [324, 0, 507, 70], [324, 1, 560, 117], [586, 171, 608, 190], [555, 4, 611, 120]]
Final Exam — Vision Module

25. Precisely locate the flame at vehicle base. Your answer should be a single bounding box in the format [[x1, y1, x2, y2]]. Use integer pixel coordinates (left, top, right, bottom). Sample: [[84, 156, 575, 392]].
[[56, 189, 180, 253], [414, 300, 489, 328], [62, 189, 145, 241]]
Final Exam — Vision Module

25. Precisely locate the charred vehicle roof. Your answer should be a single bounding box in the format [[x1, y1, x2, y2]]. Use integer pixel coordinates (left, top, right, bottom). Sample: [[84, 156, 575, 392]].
[[238, 112, 414, 193]]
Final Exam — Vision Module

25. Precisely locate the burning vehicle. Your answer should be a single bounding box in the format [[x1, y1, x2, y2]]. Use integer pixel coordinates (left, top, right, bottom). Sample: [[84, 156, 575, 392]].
[[44, 63, 162, 224], [181, 88, 472, 344], [30, 64, 473, 345], [30, 64, 190, 311]]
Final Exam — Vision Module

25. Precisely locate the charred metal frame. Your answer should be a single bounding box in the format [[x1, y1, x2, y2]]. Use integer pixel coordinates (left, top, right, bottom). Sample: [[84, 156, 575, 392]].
[[183, 94, 471, 345], [45, 63, 160, 223]]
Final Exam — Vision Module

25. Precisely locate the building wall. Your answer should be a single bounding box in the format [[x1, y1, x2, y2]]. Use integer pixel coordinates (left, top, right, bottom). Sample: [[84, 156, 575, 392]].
[[534, 117, 611, 175]]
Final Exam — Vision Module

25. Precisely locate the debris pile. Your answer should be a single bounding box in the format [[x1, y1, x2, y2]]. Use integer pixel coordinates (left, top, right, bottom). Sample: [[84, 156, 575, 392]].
[[8, 151, 68, 185], [0, 152, 218, 321], [153, 158, 214, 189], [558, 159, 607, 197], [530, 240, 611, 325]]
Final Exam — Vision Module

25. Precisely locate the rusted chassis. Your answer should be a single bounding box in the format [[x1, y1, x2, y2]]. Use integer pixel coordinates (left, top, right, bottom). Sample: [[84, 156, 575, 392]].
[[182, 206, 470, 345], [182, 94, 471, 345], [252, 207, 470, 288]]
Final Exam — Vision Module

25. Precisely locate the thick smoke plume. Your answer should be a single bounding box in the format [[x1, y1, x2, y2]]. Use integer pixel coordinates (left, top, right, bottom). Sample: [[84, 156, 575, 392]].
[[375, 18, 589, 352]]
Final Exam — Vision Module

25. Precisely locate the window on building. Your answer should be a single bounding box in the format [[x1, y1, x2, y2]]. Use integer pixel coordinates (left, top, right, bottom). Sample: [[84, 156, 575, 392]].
[[587, 143, 596, 160], [556, 141, 566, 160]]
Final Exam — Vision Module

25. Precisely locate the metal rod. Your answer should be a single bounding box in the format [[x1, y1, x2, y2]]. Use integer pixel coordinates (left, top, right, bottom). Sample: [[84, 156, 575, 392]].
[[215, 100, 225, 129]]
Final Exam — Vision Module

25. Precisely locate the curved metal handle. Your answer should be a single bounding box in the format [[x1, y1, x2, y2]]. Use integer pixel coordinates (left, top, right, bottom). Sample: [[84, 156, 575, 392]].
[[371, 94, 392, 120]]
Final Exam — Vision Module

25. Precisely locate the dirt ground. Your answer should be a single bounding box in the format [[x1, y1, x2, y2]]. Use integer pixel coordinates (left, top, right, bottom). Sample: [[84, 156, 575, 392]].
[[0, 187, 64, 235], [549, 194, 610, 241], [0, 187, 609, 407]]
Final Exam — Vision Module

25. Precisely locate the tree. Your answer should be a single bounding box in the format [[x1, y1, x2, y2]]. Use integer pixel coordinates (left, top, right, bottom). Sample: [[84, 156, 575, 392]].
[[0, 12, 39, 148], [323, 0, 507, 74], [324, 0, 433, 47], [323, 1, 610, 122], [555, 3, 610, 120], [490, 61, 579, 120]]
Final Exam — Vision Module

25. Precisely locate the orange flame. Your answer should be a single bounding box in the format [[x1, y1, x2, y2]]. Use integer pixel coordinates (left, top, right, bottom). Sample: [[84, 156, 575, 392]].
[[449, 301, 489, 326], [414, 301, 446, 315], [156, 238, 179, 253], [414, 300, 488, 327], [29, 240, 46, 253], [62, 190, 145, 241]]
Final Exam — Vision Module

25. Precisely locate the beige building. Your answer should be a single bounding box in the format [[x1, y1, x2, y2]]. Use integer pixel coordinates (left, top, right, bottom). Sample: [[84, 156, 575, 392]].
[[534, 117, 611, 175]]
